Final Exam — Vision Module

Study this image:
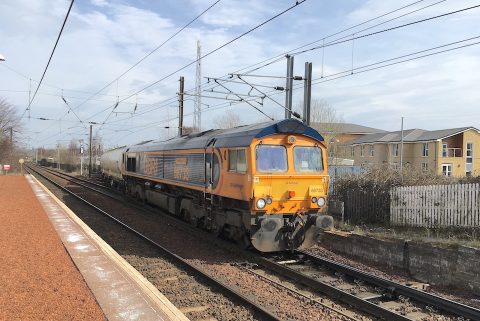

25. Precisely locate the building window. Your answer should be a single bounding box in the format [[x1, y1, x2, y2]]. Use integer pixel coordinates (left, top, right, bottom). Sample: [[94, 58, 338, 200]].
[[369, 145, 374, 157], [350, 146, 355, 157], [392, 144, 399, 157], [392, 162, 398, 170], [360, 145, 365, 157], [422, 162, 428, 172], [442, 163, 452, 177], [422, 143, 429, 157], [442, 143, 448, 157], [466, 142, 473, 176]]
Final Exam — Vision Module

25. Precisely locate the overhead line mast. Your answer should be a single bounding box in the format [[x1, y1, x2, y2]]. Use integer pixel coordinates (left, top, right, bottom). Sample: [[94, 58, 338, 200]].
[[194, 40, 202, 132]]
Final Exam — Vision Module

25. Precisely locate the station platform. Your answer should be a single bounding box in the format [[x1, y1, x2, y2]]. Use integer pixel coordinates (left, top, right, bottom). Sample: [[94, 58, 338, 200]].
[[0, 175, 188, 321]]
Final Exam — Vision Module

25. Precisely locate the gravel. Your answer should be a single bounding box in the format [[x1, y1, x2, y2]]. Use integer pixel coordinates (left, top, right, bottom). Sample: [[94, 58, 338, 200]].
[[34, 168, 365, 321]]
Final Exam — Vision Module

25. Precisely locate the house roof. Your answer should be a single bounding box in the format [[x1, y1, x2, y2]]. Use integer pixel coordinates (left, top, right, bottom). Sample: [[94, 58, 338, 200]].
[[351, 127, 478, 145], [311, 122, 386, 135]]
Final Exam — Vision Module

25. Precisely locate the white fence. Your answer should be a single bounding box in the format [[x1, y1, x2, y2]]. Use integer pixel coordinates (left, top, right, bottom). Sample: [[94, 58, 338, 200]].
[[390, 183, 480, 227]]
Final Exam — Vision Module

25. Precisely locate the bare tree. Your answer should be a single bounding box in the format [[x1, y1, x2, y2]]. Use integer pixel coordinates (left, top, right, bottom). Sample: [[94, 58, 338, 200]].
[[296, 99, 346, 161], [212, 110, 242, 129], [0, 98, 23, 170]]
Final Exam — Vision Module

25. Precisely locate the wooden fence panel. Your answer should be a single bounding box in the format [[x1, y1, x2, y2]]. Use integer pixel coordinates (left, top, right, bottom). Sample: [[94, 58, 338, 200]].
[[390, 183, 480, 227]]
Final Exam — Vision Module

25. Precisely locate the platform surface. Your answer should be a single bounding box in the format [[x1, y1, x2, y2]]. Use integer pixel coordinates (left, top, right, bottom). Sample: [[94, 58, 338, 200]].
[[26, 174, 189, 321], [0, 175, 105, 320]]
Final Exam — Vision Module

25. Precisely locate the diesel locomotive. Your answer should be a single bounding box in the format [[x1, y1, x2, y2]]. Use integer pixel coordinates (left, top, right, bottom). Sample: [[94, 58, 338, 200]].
[[100, 118, 332, 252]]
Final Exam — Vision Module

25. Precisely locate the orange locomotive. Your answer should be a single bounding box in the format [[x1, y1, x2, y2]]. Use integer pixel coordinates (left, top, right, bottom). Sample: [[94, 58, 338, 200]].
[[101, 118, 332, 252]]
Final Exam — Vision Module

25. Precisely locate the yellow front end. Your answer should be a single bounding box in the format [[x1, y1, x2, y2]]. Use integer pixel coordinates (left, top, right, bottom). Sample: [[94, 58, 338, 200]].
[[248, 135, 332, 252], [253, 175, 329, 215]]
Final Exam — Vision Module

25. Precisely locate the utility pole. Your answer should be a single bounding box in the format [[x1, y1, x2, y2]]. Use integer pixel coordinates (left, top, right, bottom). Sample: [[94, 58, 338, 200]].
[[284, 55, 294, 119], [193, 40, 202, 132], [303, 62, 312, 126], [400, 116, 404, 182], [178, 76, 185, 137], [57, 143, 60, 170], [89, 124, 93, 177], [9, 127, 13, 144], [79, 140, 84, 176]]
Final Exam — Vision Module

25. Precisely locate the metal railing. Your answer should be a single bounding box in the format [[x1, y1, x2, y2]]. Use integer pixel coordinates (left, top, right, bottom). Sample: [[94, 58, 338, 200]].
[[442, 147, 462, 157]]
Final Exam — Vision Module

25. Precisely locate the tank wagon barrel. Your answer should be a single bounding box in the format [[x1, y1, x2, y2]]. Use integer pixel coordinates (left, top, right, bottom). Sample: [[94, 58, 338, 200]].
[[100, 146, 126, 188], [100, 119, 332, 252]]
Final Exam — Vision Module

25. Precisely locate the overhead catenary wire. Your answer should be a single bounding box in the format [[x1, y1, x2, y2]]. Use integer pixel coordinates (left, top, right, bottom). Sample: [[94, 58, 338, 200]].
[[96, 35, 480, 145], [92, 33, 480, 144], [213, 80, 273, 120], [101, 0, 433, 134], [169, 0, 448, 99], [33, 1, 472, 145], [21, 0, 75, 119], [233, 0, 445, 76], [201, 36, 480, 124], [17, 0, 440, 142], [290, 4, 480, 57], [231, 1, 476, 79], [64, 0, 222, 121], [97, 0, 308, 128], [61, 0, 440, 130], [34, 34, 479, 146]]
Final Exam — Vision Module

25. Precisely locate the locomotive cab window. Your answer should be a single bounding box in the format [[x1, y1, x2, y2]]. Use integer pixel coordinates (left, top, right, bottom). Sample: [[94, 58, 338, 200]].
[[294, 146, 323, 172], [256, 145, 287, 173], [228, 149, 247, 173]]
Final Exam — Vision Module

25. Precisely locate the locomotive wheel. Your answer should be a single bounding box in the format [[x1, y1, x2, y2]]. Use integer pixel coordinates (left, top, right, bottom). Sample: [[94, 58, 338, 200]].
[[239, 232, 251, 250], [183, 209, 197, 227]]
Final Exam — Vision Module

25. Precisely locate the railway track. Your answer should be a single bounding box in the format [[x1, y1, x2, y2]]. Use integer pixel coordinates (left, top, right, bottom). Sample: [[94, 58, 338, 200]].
[[26, 164, 280, 321], [244, 251, 480, 321], [27, 164, 480, 321]]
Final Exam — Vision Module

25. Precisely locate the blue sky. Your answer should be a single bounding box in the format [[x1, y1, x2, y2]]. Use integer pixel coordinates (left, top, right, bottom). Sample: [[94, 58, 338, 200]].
[[0, 0, 479, 149]]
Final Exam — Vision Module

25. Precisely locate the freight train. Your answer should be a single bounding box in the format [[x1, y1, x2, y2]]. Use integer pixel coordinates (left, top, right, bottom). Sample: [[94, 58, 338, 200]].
[[100, 118, 332, 252]]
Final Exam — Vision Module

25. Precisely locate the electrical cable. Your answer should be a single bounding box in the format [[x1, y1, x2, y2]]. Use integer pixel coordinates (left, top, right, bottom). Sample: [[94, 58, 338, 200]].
[[68, 0, 439, 129], [33, 1, 472, 145], [21, 0, 75, 118], [97, 0, 308, 128], [64, 0, 222, 119], [290, 4, 480, 56]]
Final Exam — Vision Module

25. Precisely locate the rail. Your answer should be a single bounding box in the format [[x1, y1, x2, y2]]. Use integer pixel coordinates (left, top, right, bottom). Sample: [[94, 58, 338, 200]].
[[25, 164, 282, 321], [296, 250, 480, 321]]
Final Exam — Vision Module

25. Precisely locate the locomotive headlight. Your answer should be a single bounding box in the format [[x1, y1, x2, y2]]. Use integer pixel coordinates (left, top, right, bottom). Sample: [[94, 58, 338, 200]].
[[266, 197, 273, 205], [256, 198, 266, 209], [317, 197, 326, 207], [311, 197, 318, 204]]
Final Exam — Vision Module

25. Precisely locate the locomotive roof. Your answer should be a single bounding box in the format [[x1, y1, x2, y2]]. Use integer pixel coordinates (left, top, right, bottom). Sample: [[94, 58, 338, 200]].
[[127, 118, 324, 152]]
